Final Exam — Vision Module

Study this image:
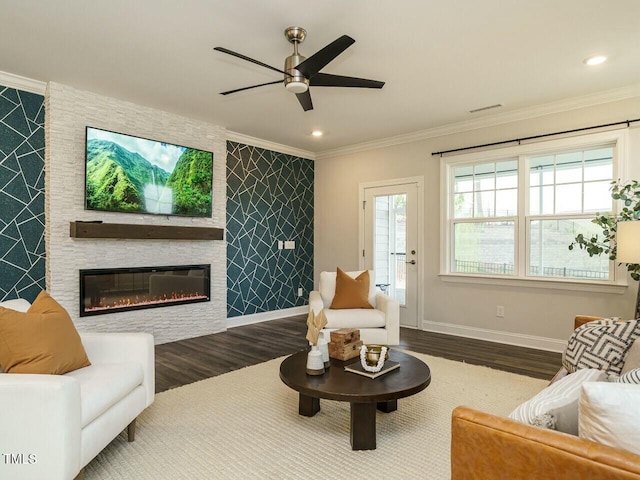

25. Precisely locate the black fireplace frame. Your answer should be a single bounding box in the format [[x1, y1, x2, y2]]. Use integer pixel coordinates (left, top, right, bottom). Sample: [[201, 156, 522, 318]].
[[79, 264, 210, 317]]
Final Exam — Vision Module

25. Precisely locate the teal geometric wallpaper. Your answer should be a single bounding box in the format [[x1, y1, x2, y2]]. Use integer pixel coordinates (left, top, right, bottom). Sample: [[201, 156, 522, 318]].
[[227, 141, 314, 317], [0, 85, 45, 302]]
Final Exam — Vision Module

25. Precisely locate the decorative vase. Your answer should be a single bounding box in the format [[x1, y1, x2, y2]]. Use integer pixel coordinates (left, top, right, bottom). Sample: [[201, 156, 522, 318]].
[[306, 345, 325, 375], [317, 332, 330, 368], [360, 344, 389, 373]]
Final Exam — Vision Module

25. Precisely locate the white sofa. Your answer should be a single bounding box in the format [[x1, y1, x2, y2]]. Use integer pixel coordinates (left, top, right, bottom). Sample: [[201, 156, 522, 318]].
[[309, 270, 400, 345], [0, 298, 155, 480]]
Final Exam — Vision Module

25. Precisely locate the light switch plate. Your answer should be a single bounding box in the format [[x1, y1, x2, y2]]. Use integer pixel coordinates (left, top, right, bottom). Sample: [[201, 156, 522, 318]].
[[277, 240, 283, 250], [284, 240, 295, 250]]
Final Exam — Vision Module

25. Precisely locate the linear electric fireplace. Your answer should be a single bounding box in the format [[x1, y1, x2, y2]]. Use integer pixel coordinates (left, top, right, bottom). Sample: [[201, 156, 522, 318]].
[[80, 264, 210, 317]]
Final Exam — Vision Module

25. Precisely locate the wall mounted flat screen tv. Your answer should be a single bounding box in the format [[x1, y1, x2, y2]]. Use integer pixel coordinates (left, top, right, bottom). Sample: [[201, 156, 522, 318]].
[[85, 127, 213, 217]]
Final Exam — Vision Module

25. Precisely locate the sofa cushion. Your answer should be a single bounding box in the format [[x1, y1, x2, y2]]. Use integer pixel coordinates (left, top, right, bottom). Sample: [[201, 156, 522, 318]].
[[562, 319, 640, 376], [330, 268, 373, 309], [319, 270, 376, 309], [65, 362, 144, 427], [579, 382, 640, 455], [0, 291, 91, 375], [0, 298, 31, 312], [324, 308, 386, 329], [508, 368, 606, 435], [622, 339, 640, 374]]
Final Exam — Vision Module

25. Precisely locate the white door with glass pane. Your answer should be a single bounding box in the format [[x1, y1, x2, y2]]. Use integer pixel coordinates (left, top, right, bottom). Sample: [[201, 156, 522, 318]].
[[362, 182, 420, 328]]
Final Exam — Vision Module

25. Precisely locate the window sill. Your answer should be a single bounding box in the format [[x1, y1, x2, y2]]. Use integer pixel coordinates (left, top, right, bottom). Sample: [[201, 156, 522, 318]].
[[438, 273, 627, 294]]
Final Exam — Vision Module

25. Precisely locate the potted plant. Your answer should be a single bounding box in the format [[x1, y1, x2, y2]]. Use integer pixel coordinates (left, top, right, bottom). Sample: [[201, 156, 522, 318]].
[[569, 179, 640, 319]]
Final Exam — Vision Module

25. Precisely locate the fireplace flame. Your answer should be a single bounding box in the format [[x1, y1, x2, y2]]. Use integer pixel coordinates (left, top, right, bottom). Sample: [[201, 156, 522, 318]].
[[85, 291, 208, 313]]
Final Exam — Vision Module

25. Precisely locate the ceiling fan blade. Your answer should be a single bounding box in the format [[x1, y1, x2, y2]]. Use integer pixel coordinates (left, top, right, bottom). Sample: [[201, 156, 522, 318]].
[[214, 47, 290, 76], [310, 73, 385, 89], [295, 35, 355, 78], [296, 90, 313, 111], [220, 80, 282, 96]]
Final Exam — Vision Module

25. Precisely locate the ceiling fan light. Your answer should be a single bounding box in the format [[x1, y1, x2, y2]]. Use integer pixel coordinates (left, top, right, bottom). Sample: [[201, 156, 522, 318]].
[[285, 81, 308, 94]]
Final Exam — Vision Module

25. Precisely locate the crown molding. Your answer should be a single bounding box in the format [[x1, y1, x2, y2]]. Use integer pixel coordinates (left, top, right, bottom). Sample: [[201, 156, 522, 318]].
[[315, 84, 640, 160], [227, 130, 316, 160], [0, 70, 46, 95], [2, 67, 637, 162]]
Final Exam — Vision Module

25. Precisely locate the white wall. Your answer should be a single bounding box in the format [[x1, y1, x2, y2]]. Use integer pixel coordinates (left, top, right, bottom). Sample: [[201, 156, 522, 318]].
[[45, 82, 227, 344], [315, 97, 640, 348]]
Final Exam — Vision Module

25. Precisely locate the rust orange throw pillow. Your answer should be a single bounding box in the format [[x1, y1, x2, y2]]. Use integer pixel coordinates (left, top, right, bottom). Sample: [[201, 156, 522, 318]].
[[330, 268, 373, 309], [0, 291, 91, 374]]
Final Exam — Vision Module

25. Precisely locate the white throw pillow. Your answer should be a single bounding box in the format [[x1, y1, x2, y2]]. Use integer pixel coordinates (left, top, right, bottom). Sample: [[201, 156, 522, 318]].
[[509, 368, 606, 435], [579, 382, 640, 455], [616, 368, 640, 384]]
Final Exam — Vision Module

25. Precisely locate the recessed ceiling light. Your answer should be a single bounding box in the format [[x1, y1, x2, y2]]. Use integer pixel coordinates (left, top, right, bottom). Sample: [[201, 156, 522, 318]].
[[584, 55, 607, 66], [311, 130, 323, 137]]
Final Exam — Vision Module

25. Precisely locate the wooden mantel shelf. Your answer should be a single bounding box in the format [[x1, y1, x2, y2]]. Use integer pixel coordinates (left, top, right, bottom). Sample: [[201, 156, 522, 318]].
[[70, 221, 224, 241]]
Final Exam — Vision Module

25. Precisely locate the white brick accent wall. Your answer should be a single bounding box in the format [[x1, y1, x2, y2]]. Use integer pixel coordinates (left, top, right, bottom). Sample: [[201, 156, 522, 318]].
[[44, 82, 227, 344]]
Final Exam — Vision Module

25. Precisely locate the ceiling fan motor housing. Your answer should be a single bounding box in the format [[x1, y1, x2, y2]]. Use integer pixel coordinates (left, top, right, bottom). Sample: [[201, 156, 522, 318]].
[[284, 54, 309, 93]]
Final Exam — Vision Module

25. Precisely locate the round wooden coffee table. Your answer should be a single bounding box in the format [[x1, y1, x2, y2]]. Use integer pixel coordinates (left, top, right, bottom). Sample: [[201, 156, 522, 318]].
[[279, 349, 431, 450]]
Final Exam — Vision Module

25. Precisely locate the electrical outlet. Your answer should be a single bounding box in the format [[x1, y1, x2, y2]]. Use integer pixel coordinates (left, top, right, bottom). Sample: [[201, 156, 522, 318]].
[[496, 305, 505, 318], [284, 240, 295, 250], [297, 287, 303, 297]]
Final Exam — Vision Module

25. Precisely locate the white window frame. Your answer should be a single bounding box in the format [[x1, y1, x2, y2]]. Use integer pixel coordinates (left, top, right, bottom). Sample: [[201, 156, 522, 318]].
[[439, 129, 628, 293]]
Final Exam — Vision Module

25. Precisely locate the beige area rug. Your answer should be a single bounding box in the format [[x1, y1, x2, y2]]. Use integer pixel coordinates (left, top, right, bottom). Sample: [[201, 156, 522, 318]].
[[85, 352, 547, 479]]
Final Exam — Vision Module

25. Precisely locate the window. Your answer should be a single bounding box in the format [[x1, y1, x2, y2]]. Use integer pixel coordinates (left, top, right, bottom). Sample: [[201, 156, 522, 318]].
[[442, 130, 626, 285], [528, 148, 613, 280], [452, 160, 518, 275]]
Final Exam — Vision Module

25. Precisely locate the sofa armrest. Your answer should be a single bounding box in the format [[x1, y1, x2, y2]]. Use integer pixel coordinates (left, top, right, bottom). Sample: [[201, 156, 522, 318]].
[[80, 332, 155, 406], [309, 290, 324, 315], [375, 292, 400, 345], [451, 406, 640, 480], [0, 374, 81, 480], [575, 315, 605, 329]]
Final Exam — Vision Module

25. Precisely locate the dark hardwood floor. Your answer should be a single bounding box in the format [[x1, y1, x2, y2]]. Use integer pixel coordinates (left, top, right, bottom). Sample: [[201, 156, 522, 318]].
[[155, 315, 563, 393]]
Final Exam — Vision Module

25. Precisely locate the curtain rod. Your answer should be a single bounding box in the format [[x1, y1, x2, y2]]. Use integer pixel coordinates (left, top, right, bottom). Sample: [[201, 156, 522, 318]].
[[431, 118, 640, 157]]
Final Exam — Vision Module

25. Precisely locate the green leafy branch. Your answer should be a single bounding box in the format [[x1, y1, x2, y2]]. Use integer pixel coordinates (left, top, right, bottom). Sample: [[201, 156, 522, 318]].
[[568, 179, 640, 281]]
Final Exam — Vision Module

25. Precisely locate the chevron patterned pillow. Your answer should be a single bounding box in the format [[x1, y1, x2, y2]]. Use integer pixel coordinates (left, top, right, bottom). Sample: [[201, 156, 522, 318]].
[[562, 319, 640, 375]]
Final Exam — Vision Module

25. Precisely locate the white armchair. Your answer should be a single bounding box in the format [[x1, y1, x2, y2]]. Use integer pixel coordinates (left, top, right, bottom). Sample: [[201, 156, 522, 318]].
[[309, 270, 400, 345], [0, 298, 154, 480]]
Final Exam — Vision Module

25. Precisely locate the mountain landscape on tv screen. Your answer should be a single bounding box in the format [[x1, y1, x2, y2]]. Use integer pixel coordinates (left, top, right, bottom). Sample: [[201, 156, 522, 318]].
[[86, 139, 213, 216]]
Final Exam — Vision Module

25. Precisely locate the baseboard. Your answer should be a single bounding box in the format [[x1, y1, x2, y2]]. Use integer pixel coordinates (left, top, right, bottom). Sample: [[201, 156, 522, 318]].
[[422, 320, 566, 353], [227, 306, 308, 329]]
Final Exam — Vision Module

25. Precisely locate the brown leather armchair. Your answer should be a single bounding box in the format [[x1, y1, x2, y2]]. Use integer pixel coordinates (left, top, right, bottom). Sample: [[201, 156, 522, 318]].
[[451, 406, 640, 479], [450, 315, 640, 479]]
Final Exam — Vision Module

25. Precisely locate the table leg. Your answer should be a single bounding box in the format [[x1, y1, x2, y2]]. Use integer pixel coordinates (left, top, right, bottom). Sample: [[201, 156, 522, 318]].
[[299, 393, 320, 417], [350, 402, 377, 450], [377, 399, 397, 413]]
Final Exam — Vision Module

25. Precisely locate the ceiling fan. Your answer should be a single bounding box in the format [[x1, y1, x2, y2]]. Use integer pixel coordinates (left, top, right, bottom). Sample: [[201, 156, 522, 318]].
[[214, 27, 385, 111]]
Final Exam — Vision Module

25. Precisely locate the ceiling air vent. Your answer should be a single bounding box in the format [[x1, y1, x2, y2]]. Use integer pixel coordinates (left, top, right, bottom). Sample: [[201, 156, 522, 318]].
[[469, 104, 503, 114]]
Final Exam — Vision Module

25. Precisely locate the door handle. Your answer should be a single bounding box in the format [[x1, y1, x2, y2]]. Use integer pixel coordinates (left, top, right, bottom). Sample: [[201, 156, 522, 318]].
[[406, 260, 416, 265]]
